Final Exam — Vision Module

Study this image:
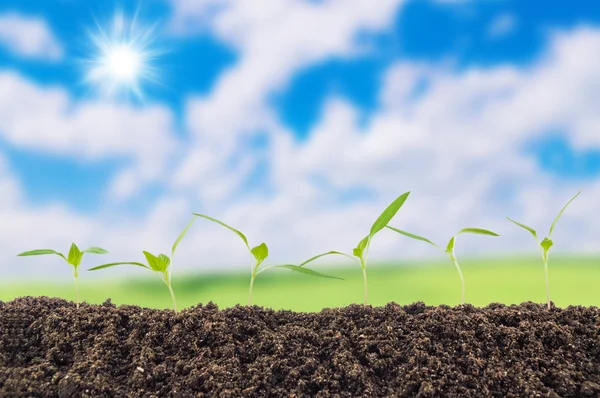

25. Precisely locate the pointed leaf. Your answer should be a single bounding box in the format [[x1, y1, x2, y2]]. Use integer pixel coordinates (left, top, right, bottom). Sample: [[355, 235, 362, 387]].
[[82, 247, 109, 254], [88, 261, 150, 271], [456, 228, 500, 237], [386, 226, 438, 247], [298, 251, 359, 268], [549, 189, 581, 237], [446, 236, 456, 254], [506, 217, 537, 239], [143, 251, 162, 272], [158, 254, 171, 272], [192, 213, 250, 250], [251, 243, 269, 263], [172, 215, 197, 258], [369, 191, 410, 238], [17, 249, 67, 262], [353, 235, 369, 258], [540, 237, 553, 251], [68, 243, 83, 267], [273, 264, 345, 280]]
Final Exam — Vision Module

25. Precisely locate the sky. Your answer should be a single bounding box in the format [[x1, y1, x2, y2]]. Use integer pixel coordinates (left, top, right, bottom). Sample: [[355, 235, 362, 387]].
[[1, 0, 600, 280]]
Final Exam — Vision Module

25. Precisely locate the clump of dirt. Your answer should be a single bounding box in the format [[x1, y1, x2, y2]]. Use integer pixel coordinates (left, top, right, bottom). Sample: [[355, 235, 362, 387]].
[[0, 297, 599, 397]]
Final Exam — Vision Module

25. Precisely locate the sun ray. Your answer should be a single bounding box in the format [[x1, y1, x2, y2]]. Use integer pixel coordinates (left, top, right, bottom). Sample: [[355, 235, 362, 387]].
[[81, 9, 163, 102]]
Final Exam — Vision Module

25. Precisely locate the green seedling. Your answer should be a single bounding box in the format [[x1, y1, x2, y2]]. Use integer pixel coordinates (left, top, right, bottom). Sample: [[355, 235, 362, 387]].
[[88, 216, 197, 311], [386, 226, 499, 304], [313, 191, 411, 306], [190, 213, 343, 305], [17, 243, 108, 308], [506, 189, 581, 309]]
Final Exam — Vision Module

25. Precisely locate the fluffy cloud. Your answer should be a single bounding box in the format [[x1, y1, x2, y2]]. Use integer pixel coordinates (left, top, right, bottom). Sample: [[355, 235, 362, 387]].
[[169, 0, 404, 198], [0, 13, 63, 60], [0, 71, 180, 201]]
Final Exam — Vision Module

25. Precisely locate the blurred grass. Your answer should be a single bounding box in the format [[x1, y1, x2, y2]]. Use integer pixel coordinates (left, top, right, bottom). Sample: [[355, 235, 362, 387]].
[[1, 256, 598, 312]]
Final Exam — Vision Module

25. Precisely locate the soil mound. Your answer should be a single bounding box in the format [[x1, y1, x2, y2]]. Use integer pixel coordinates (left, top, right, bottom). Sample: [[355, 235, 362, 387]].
[[0, 297, 599, 397]]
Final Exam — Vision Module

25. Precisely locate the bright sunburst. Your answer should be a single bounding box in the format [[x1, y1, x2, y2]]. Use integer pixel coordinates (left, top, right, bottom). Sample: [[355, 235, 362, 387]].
[[83, 11, 161, 101]]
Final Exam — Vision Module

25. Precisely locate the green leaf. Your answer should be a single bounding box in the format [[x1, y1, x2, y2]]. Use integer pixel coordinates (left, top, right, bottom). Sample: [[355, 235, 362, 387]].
[[172, 215, 197, 258], [251, 243, 269, 264], [386, 226, 438, 247], [446, 236, 456, 254], [456, 228, 500, 237], [353, 235, 369, 258], [549, 189, 581, 237], [540, 237, 554, 251], [88, 261, 150, 271], [273, 264, 345, 280], [158, 254, 171, 272], [143, 251, 162, 272], [298, 251, 359, 268], [67, 243, 83, 267], [506, 217, 537, 239], [369, 191, 410, 238], [192, 213, 250, 251], [82, 247, 109, 254], [17, 249, 67, 262]]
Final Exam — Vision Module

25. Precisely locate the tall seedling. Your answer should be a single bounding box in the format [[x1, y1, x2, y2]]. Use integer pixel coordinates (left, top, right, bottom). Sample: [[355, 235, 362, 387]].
[[506, 190, 581, 309], [300, 191, 410, 306], [191, 213, 342, 305], [88, 216, 198, 311], [386, 226, 498, 304], [17, 243, 108, 307]]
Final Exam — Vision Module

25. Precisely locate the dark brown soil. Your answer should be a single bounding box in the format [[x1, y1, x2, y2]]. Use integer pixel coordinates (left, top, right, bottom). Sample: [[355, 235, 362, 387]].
[[0, 297, 599, 397]]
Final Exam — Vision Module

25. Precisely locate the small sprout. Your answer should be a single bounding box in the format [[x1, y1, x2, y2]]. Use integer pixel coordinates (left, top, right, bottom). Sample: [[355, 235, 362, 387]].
[[387, 226, 499, 305], [319, 191, 411, 306], [88, 216, 197, 311], [17, 243, 108, 308], [191, 213, 342, 305], [506, 189, 581, 309]]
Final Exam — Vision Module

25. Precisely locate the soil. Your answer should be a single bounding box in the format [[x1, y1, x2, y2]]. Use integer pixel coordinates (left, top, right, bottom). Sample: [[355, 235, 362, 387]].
[[0, 297, 599, 397]]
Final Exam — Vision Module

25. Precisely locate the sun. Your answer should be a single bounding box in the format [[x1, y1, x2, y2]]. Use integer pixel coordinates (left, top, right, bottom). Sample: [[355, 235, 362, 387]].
[[82, 11, 161, 101]]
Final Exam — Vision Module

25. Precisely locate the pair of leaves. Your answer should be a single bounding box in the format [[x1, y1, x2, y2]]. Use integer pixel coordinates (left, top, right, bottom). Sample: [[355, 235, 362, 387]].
[[353, 192, 411, 261], [386, 226, 499, 258], [192, 213, 269, 267], [506, 189, 581, 255], [18, 243, 108, 269], [193, 213, 341, 279], [88, 251, 171, 275]]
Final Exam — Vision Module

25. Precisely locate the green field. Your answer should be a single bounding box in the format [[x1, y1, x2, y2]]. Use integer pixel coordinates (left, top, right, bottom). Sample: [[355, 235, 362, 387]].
[[1, 256, 598, 312]]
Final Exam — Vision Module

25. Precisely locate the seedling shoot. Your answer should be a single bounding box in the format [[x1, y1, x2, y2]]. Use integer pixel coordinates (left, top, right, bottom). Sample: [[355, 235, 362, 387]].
[[386, 226, 499, 304], [324, 191, 412, 306], [506, 189, 581, 309], [87, 215, 198, 310], [190, 213, 343, 305], [17, 243, 108, 307]]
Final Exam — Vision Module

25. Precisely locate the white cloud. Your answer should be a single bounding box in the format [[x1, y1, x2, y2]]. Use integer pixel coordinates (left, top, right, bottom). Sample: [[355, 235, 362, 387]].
[[488, 13, 517, 38], [169, 0, 405, 203], [0, 13, 63, 60], [0, 71, 180, 201]]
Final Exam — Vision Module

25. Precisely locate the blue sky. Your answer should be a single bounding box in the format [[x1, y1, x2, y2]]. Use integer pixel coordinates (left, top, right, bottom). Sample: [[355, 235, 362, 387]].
[[1, 0, 600, 279]]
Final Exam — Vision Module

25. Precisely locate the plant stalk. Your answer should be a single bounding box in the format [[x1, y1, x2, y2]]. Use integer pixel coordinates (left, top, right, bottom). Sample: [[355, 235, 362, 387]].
[[168, 283, 177, 311], [248, 273, 256, 305], [74, 275, 80, 308], [543, 254, 550, 310], [361, 265, 368, 306], [451, 255, 465, 305]]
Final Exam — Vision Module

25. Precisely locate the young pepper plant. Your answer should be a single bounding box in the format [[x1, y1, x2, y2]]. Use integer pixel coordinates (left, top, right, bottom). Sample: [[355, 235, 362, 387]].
[[295, 191, 410, 306], [17, 243, 108, 308], [88, 216, 197, 311], [386, 226, 499, 305], [506, 189, 581, 310], [190, 213, 343, 305]]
